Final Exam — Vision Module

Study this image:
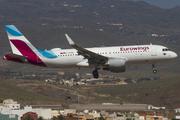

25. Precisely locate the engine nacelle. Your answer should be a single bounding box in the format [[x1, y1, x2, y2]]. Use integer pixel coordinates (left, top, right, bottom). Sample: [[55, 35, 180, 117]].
[[109, 58, 125, 68], [103, 58, 126, 73]]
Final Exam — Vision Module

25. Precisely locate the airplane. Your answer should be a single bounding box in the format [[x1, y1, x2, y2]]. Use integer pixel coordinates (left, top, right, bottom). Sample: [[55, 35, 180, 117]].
[[3, 25, 177, 78]]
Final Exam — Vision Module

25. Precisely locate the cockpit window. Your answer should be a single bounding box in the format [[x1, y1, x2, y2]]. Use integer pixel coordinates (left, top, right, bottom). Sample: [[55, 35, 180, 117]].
[[162, 48, 170, 51]]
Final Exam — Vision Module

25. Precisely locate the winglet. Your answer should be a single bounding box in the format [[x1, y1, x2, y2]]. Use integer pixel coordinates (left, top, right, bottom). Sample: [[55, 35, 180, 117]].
[[64, 34, 107, 59], [65, 34, 75, 45]]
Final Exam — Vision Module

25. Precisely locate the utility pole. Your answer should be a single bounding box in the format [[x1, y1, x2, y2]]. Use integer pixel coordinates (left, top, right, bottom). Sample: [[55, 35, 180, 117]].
[[166, 109, 169, 120], [78, 93, 79, 120]]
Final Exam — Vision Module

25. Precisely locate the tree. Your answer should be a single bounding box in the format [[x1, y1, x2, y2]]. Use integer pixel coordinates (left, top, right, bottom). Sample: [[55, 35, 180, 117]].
[[98, 114, 105, 120], [51, 116, 57, 120], [120, 99, 123, 105], [172, 118, 178, 120], [57, 114, 64, 120], [68, 114, 73, 117], [0, 99, 3, 103], [38, 116, 44, 120], [23, 115, 34, 120]]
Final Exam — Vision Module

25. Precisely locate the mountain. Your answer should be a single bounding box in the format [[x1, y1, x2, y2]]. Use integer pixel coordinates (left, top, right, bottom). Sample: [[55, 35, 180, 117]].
[[1, 0, 180, 46], [0, 0, 180, 74], [0, 0, 180, 110], [172, 5, 180, 10], [136, 1, 151, 7], [1, 0, 180, 30]]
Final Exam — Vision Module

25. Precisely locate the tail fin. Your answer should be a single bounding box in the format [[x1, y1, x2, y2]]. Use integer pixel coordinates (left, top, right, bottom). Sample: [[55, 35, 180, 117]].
[[5, 25, 36, 56], [5, 25, 46, 67]]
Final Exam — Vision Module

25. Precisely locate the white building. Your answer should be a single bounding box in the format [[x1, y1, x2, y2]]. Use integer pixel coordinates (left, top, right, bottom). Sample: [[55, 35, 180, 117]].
[[64, 109, 76, 116], [3, 99, 20, 110], [1, 106, 32, 118], [51, 110, 60, 117], [139, 114, 144, 120], [89, 112, 100, 119], [33, 108, 51, 119], [83, 110, 89, 114], [174, 108, 180, 113], [176, 116, 180, 119]]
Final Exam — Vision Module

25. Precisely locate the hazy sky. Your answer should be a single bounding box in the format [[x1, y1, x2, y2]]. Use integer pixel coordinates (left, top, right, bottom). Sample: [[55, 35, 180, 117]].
[[132, 0, 180, 9]]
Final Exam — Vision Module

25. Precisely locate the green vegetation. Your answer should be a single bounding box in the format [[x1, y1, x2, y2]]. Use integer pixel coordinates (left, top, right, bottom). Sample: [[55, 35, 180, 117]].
[[0, 75, 180, 109], [0, 80, 72, 105], [94, 75, 180, 109], [37, 117, 44, 120], [23, 115, 34, 120], [52, 115, 65, 120], [99, 114, 105, 120]]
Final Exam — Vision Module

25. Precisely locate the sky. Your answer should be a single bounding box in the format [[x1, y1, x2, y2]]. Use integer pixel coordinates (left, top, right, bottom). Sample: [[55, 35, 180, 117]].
[[131, 0, 180, 9]]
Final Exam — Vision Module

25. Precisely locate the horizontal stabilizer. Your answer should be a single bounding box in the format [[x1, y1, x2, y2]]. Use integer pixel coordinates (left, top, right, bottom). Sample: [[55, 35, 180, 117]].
[[6, 52, 26, 59]]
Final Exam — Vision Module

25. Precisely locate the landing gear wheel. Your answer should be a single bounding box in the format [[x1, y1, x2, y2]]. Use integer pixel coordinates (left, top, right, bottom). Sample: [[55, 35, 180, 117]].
[[153, 70, 157, 74], [93, 70, 99, 78]]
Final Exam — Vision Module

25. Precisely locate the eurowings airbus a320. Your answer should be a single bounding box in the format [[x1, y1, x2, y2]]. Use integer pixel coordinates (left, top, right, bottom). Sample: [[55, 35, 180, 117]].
[[3, 25, 177, 78]]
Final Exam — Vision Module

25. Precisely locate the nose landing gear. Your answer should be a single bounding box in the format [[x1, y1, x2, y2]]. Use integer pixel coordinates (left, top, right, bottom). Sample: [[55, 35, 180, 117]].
[[153, 69, 157, 74], [152, 63, 157, 74]]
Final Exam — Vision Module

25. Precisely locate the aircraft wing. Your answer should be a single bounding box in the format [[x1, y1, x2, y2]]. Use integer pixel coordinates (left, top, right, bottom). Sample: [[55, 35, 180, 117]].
[[65, 34, 108, 61]]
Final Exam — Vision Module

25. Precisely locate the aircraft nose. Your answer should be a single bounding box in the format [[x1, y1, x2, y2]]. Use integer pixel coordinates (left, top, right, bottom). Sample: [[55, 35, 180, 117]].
[[172, 52, 178, 59]]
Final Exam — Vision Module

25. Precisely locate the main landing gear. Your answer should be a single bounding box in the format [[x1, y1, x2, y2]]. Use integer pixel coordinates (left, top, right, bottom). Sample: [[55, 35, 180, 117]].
[[93, 69, 99, 78], [152, 63, 157, 74]]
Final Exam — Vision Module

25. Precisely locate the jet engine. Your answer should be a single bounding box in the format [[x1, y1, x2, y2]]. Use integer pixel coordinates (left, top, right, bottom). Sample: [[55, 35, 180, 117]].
[[103, 58, 126, 73]]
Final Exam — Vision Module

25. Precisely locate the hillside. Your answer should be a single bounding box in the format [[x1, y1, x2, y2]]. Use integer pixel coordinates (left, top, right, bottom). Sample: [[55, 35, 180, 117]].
[[0, 0, 179, 76], [0, 79, 122, 107], [1, 0, 180, 54], [0, 0, 180, 109], [0, 80, 63, 105], [1, 75, 180, 109], [94, 75, 180, 109], [1, 0, 180, 34], [1, 0, 180, 29]]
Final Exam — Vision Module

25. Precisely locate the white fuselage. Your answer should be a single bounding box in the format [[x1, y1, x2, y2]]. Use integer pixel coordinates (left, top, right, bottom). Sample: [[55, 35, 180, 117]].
[[40, 45, 177, 68], [4, 25, 178, 78]]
